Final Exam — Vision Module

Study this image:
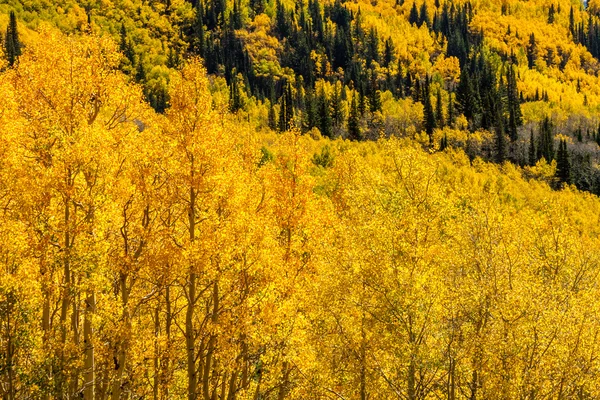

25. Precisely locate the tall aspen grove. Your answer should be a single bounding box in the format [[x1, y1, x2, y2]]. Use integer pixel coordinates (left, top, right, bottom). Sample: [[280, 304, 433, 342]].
[[6, 0, 600, 398]]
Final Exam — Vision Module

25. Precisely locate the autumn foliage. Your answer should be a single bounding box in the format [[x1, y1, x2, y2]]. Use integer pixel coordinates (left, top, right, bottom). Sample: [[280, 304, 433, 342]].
[[2, 27, 600, 400]]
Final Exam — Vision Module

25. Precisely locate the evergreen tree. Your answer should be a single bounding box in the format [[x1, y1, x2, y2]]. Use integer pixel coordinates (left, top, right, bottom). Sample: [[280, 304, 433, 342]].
[[506, 65, 522, 141], [447, 92, 455, 127], [419, 2, 431, 28], [278, 93, 288, 132], [383, 37, 395, 68], [369, 70, 382, 113], [527, 33, 537, 69], [278, 82, 294, 131], [394, 60, 405, 98], [409, 2, 420, 26], [537, 117, 555, 162], [275, 0, 290, 37], [231, 0, 243, 29], [268, 100, 277, 131], [304, 89, 318, 131], [456, 68, 479, 125], [347, 93, 361, 140], [194, 1, 206, 56], [440, 133, 448, 150], [358, 84, 367, 116], [548, 4, 555, 24], [569, 6, 575, 37], [366, 27, 380, 66], [423, 76, 436, 144], [5, 11, 21, 66], [435, 89, 444, 129], [556, 139, 571, 184], [318, 86, 333, 137], [229, 70, 243, 112], [331, 82, 343, 127]]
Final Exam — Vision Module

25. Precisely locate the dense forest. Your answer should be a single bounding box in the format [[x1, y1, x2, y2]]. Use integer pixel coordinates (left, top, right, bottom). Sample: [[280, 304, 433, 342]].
[[4, 0, 600, 399]]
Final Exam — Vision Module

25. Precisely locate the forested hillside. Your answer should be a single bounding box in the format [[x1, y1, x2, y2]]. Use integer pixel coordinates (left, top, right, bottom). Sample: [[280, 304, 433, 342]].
[[4, 0, 600, 399], [6, 0, 600, 189]]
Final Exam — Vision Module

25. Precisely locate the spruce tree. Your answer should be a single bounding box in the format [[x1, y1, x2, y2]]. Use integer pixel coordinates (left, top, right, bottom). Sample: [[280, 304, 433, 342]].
[[556, 139, 571, 184], [383, 37, 395, 68], [435, 89, 444, 129], [506, 65, 522, 141], [537, 117, 555, 162], [409, 2, 420, 26], [194, 1, 206, 56], [423, 76, 436, 144], [419, 2, 431, 28], [347, 93, 361, 140], [369, 71, 382, 113], [527, 33, 537, 69], [268, 100, 277, 131], [5, 11, 21, 67], [231, 0, 243, 29], [318, 86, 333, 138], [331, 82, 343, 127], [447, 92, 455, 127], [548, 4, 555, 24], [569, 6, 575, 37]]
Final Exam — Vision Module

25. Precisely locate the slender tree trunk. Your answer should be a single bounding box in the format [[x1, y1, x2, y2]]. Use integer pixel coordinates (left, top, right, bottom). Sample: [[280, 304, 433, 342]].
[[154, 304, 160, 400], [188, 180, 198, 400], [277, 361, 289, 400], [187, 272, 198, 400], [59, 197, 73, 399], [203, 282, 219, 400], [163, 285, 172, 399], [83, 290, 96, 400], [111, 273, 130, 400], [6, 304, 15, 400]]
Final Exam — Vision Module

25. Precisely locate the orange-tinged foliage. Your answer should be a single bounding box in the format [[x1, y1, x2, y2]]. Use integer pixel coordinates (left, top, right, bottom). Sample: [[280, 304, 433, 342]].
[[5, 22, 600, 400]]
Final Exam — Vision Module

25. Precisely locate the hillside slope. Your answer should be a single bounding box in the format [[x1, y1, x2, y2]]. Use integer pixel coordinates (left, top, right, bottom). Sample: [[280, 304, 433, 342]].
[[3, 26, 600, 398], [4, 0, 600, 191]]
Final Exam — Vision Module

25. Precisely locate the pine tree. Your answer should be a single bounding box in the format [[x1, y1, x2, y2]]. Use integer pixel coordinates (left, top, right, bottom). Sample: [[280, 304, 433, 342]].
[[506, 65, 522, 141], [229, 70, 243, 112], [537, 117, 555, 162], [440, 133, 448, 150], [318, 86, 333, 137], [456, 68, 478, 125], [423, 76, 436, 144], [369, 70, 382, 113], [409, 2, 420, 26], [366, 27, 380, 66], [447, 92, 455, 127], [358, 84, 367, 116], [268, 100, 277, 130], [347, 93, 361, 140], [435, 89, 444, 129], [548, 4, 555, 24], [419, 2, 431, 28], [5, 11, 21, 67], [231, 0, 243, 29], [278, 82, 294, 131], [383, 37, 395, 68], [331, 82, 343, 127], [556, 139, 571, 184], [569, 6, 575, 37], [194, 1, 206, 56], [527, 33, 537, 69]]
